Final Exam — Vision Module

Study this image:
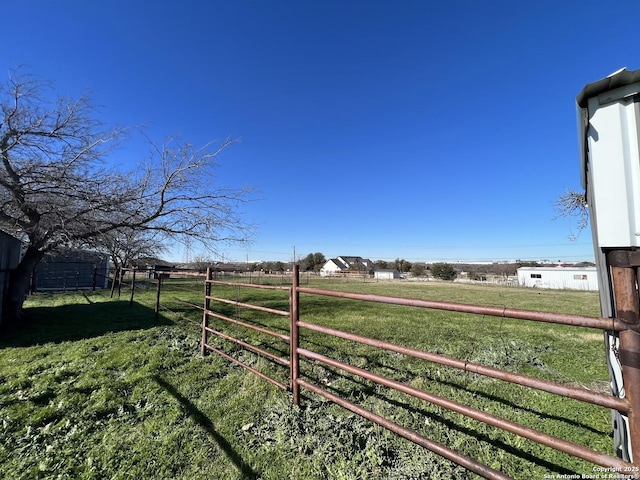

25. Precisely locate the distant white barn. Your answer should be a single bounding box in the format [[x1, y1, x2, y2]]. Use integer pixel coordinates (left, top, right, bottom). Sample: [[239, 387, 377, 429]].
[[374, 269, 401, 280], [517, 266, 598, 291]]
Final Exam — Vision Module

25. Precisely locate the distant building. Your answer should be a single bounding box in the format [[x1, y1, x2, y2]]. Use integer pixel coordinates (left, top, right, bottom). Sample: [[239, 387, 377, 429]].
[[320, 256, 375, 277], [374, 269, 401, 280], [517, 266, 598, 291]]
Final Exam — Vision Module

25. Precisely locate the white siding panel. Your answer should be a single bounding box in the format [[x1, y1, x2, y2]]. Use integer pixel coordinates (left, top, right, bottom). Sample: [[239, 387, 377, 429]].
[[517, 267, 598, 291]]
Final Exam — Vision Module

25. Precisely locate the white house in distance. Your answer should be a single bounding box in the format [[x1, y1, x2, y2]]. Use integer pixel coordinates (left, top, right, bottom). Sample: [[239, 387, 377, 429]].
[[320, 256, 376, 277], [517, 266, 599, 291]]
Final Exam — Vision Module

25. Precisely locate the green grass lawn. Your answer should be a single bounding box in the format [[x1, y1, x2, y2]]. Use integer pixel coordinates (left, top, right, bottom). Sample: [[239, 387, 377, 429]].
[[0, 277, 614, 479]]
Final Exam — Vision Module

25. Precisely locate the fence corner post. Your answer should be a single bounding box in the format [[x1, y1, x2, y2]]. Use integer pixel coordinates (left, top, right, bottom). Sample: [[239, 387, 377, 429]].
[[609, 252, 640, 467], [290, 264, 300, 406], [201, 267, 212, 357]]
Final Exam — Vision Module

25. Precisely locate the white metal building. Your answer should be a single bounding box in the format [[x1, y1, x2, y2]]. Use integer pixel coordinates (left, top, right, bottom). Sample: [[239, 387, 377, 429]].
[[517, 266, 598, 291], [374, 269, 401, 280]]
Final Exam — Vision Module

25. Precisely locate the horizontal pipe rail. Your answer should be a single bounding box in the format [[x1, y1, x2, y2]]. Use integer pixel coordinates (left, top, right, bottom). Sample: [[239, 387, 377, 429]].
[[297, 379, 512, 480], [205, 327, 290, 367], [297, 287, 624, 331], [203, 343, 289, 391], [207, 310, 290, 341], [298, 321, 629, 413], [207, 279, 290, 291], [175, 298, 205, 311], [206, 295, 289, 317], [298, 348, 629, 469], [166, 271, 207, 277]]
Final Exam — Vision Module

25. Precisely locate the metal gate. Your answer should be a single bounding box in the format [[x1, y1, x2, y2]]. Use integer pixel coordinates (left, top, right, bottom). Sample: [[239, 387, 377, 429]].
[[200, 265, 639, 479]]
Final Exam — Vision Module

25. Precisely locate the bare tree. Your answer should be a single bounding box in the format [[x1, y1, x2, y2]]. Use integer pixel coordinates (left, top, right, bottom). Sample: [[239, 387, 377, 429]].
[[190, 254, 216, 273], [555, 189, 589, 240], [93, 228, 166, 272], [0, 70, 252, 325]]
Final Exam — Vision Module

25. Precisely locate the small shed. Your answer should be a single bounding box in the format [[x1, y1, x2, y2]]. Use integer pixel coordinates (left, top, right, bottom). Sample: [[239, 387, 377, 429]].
[[151, 264, 175, 279], [374, 269, 401, 280], [517, 266, 598, 291]]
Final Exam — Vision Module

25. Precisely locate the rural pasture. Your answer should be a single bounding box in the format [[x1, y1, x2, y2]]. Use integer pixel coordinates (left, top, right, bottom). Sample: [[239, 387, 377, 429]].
[[0, 276, 612, 479]]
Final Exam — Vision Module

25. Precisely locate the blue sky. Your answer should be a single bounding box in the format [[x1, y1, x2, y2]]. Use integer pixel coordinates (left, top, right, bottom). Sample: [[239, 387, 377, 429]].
[[4, 1, 638, 263]]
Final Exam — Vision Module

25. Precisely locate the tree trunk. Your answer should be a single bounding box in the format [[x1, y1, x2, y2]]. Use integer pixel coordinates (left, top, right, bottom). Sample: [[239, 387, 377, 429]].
[[2, 246, 44, 328]]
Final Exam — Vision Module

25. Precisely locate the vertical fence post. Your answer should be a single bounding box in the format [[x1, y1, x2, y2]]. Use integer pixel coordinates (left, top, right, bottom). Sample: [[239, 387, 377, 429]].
[[129, 267, 136, 306], [155, 272, 162, 321], [290, 264, 300, 405], [92, 267, 97, 291], [117, 268, 124, 298], [609, 251, 640, 467], [201, 267, 212, 357], [29, 269, 36, 295], [110, 267, 117, 298]]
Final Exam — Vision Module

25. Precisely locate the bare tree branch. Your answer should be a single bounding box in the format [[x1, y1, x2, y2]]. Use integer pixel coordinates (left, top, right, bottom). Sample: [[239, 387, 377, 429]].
[[554, 189, 589, 240]]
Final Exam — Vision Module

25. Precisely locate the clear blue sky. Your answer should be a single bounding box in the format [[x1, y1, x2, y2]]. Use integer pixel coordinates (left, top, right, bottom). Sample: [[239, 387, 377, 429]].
[[4, 1, 638, 263]]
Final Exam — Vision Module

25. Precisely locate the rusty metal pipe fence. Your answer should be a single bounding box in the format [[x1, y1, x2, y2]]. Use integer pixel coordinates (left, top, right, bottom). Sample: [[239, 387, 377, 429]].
[[198, 265, 639, 478]]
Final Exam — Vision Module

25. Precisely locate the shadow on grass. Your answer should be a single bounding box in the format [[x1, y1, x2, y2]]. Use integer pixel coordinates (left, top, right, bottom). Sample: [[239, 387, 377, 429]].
[[153, 374, 260, 480], [370, 389, 583, 476], [321, 377, 581, 476], [0, 298, 172, 348], [312, 352, 606, 436]]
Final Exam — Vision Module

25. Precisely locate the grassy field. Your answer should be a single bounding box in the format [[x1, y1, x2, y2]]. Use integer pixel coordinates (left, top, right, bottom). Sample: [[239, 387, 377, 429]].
[[0, 276, 613, 479]]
